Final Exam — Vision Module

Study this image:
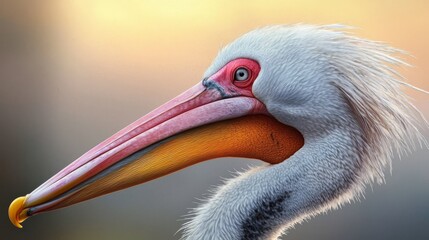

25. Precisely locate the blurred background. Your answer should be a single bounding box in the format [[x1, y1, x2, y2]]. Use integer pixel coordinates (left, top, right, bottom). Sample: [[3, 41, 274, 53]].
[[1, 0, 428, 239]]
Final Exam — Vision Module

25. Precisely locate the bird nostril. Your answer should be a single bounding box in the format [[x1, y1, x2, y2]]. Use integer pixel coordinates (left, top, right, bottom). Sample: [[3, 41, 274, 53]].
[[202, 77, 209, 87]]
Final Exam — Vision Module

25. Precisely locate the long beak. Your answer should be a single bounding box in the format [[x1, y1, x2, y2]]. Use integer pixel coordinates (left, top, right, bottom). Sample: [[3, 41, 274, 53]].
[[9, 81, 303, 228]]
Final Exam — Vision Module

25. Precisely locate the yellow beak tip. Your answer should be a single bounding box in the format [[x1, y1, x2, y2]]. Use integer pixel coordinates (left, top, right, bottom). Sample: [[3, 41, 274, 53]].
[[9, 195, 29, 228]]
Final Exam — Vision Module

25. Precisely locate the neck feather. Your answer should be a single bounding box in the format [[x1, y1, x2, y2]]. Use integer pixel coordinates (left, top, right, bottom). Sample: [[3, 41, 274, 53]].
[[181, 119, 366, 240]]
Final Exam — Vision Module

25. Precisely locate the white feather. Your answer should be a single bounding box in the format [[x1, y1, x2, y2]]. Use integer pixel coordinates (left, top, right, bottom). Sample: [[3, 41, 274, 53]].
[[182, 24, 427, 240]]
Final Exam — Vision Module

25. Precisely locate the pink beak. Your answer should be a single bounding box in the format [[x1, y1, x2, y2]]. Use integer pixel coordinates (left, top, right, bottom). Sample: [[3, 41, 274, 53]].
[[9, 60, 304, 228]]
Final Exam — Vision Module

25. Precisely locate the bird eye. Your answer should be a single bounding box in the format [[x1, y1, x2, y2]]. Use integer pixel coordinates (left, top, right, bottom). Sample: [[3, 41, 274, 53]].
[[234, 67, 250, 81]]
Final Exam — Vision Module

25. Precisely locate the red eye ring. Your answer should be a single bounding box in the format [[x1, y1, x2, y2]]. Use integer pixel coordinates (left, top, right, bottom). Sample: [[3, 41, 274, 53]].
[[227, 58, 260, 88], [208, 58, 260, 90], [232, 65, 255, 88], [233, 67, 251, 82]]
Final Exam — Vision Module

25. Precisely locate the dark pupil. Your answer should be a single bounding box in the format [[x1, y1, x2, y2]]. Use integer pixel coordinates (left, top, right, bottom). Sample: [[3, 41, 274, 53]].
[[238, 71, 245, 77]]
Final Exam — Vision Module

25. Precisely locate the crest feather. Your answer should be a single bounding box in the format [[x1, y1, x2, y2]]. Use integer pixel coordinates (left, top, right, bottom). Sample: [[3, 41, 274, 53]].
[[324, 26, 428, 184]]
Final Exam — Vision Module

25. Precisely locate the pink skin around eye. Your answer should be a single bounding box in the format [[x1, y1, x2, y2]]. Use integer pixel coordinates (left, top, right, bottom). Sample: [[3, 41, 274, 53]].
[[208, 58, 260, 97]]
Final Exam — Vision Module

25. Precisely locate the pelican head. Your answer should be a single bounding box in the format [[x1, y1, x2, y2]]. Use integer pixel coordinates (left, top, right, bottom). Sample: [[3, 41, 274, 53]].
[[9, 25, 425, 239]]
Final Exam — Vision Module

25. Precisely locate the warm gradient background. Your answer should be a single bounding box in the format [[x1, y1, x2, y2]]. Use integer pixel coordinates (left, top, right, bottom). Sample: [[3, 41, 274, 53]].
[[1, 1, 428, 239]]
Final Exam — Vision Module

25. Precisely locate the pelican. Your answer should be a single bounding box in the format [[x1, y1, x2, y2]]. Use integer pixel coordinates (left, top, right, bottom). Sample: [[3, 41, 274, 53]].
[[9, 24, 426, 239]]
